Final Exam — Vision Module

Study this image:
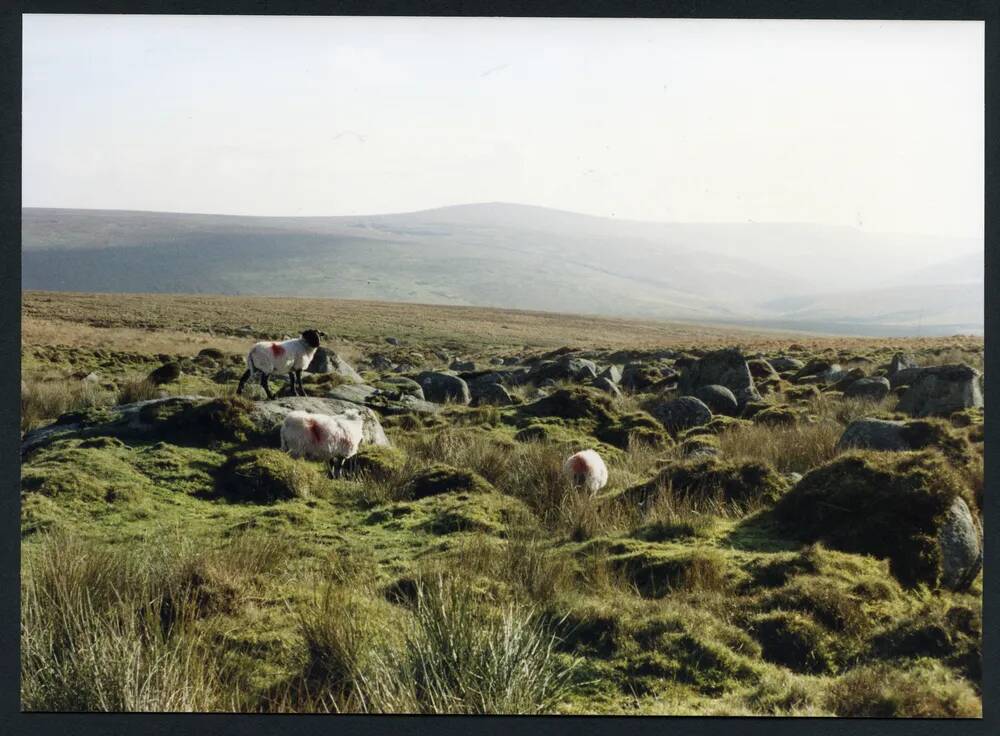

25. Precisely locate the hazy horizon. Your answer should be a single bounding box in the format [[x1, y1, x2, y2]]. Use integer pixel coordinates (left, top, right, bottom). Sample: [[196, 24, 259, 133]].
[[24, 16, 984, 243]]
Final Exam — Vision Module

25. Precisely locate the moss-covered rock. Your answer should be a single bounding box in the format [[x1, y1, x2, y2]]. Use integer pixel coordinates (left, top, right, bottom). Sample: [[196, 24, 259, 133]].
[[518, 387, 616, 424], [348, 445, 407, 482], [619, 456, 788, 509], [771, 451, 977, 587], [140, 396, 258, 445], [21, 440, 152, 503], [402, 463, 495, 500], [218, 449, 324, 502], [594, 411, 670, 450], [752, 404, 800, 427]]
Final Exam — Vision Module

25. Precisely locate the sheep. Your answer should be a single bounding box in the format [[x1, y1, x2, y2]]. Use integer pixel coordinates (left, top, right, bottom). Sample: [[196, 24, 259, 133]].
[[280, 409, 365, 478], [237, 329, 325, 399], [562, 449, 608, 495]]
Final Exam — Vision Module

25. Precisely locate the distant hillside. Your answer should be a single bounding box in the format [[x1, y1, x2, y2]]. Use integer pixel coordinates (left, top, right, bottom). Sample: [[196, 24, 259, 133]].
[[22, 204, 983, 336]]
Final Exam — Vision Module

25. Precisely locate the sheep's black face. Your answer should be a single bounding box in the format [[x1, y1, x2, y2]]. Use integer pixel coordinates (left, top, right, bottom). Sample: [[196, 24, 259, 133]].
[[302, 329, 321, 348]]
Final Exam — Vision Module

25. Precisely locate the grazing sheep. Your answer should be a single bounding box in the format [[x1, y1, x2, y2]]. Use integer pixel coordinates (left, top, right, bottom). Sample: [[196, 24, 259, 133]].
[[563, 449, 609, 494], [280, 409, 365, 478], [237, 329, 325, 399]]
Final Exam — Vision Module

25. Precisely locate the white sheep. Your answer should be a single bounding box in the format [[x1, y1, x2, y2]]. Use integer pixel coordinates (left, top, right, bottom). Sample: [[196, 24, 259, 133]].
[[280, 409, 366, 478], [562, 449, 608, 495], [237, 329, 324, 399]]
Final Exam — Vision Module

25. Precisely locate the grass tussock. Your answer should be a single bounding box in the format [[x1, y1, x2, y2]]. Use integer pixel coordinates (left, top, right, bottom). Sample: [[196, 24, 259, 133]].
[[21, 377, 112, 434], [20, 530, 289, 712], [288, 573, 578, 714]]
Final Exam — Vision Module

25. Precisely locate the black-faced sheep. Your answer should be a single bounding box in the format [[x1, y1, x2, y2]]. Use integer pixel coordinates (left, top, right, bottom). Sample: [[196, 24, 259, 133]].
[[237, 329, 324, 399]]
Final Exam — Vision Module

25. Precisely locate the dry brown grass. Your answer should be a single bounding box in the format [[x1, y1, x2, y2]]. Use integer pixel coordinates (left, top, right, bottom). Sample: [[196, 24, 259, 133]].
[[717, 421, 843, 475], [24, 290, 981, 355]]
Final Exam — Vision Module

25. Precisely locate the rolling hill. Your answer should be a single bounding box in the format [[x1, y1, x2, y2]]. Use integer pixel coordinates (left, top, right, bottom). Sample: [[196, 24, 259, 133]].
[[21, 203, 983, 336]]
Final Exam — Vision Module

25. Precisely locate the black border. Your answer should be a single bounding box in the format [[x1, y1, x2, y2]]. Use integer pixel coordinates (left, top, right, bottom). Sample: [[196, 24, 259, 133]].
[[2, 2, 996, 735]]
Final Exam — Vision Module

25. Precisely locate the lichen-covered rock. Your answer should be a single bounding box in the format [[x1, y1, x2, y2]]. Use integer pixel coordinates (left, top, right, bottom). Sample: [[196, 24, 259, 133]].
[[599, 364, 623, 384], [747, 358, 780, 380], [838, 417, 972, 465], [694, 385, 739, 416], [416, 371, 472, 405], [472, 382, 516, 406], [889, 352, 918, 376], [590, 376, 623, 398], [897, 364, 983, 418], [837, 419, 909, 452], [306, 348, 363, 383], [772, 451, 980, 588], [843, 377, 891, 402], [650, 396, 713, 434], [621, 362, 660, 392], [678, 348, 761, 408], [769, 356, 805, 372], [937, 498, 983, 590]]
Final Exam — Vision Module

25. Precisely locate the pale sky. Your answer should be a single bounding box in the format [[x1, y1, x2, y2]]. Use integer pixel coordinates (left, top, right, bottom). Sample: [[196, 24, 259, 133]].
[[22, 15, 984, 239]]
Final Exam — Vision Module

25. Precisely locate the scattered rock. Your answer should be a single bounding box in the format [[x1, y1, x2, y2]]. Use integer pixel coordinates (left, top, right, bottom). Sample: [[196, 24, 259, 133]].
[[897, 364, 983, 417], [385, 337, 400, 346], [148, 363, 182, 385], [472, 382, 516, 406], [417, 371, 472, 405], [837, 419, 909, 452], [599, 364, 623, 384], [843, 377, 891, 402], [591, 376, 623, 398], [678, 348, 761, 408], [306, 348, 363, 383], [650, 396, 713, 434], [621, 362, 660, 392], [769, 356, 805, 372], [889, 352, 918, 375], [937, 498, 983, 590], [694, 385, 739, 416]]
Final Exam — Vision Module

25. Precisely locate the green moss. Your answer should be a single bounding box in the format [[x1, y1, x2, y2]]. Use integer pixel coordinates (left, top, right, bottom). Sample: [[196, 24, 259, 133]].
[[898, 419, 973, 465], [583, 538, 736, 598], [870, 602, 981, 684], [410, 492, 531, 536], [752, 610, 838, 674], [518, 387, 616, 424], [21, 441, 152, 503], [752, 404, 800, 427], [595, 411, 670, 450], [402, 463, 495, 500], [771, 451, 971, 587], [140, 396, 257, 445], [348, 445, 407, 481], [132, 441, 227, 496], [784, 385, 821, 402], [218, 449, 324, 503], [619, 456, 788, 509]]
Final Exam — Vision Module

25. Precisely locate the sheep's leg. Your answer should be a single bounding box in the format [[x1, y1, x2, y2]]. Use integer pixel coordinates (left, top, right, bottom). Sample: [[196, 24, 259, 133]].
[[236, 369, 252, 396], [327, 460, 336, 479], [260, 373, 275, 400], [296, 370, 308, 397]]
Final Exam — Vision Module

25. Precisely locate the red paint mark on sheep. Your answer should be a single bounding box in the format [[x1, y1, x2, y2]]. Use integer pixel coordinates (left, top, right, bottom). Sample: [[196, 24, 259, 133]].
[[270, 343, 286, 357], [570, 455, 589, 474], [305, 419, 325, 444]]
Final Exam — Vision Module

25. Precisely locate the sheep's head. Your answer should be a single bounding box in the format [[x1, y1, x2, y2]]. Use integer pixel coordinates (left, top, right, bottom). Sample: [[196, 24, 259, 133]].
[[301, 329, 322, 348]]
